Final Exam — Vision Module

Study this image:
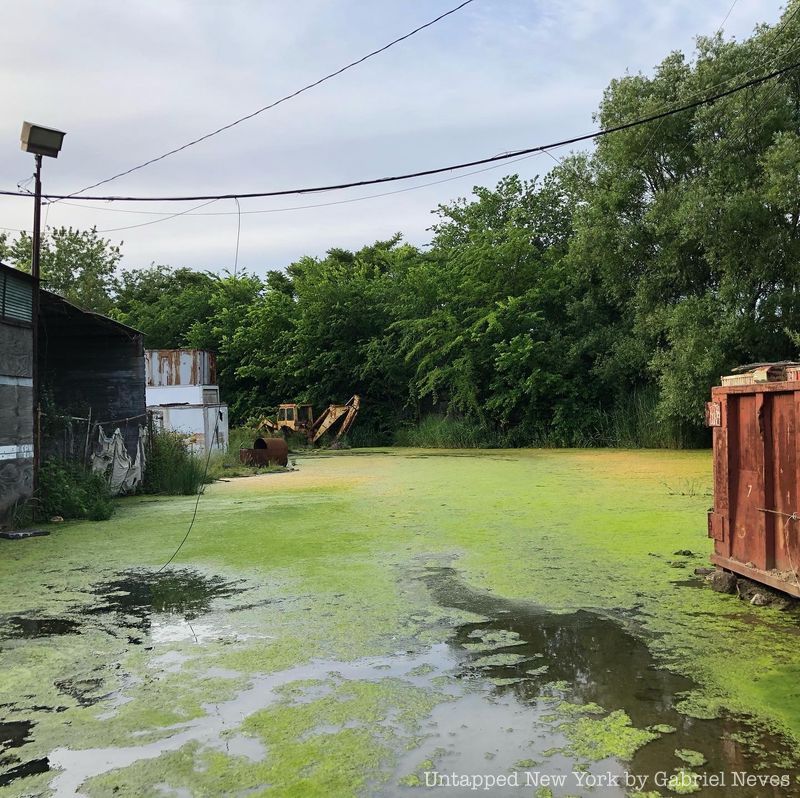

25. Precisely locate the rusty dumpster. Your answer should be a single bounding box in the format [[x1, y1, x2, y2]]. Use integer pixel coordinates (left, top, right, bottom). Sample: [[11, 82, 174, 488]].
[[707, 363, 800, 597]]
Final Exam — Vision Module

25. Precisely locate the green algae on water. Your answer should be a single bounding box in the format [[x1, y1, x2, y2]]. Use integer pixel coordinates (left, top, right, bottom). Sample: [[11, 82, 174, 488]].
[[649, 724, 677, 734], [526, 665, 549, 676], [4, 449, 800, 795], [471, 652, 529, 668], [555, 701, 605, 717], [562, 710, 658, 761], [675, 748, 707, 766]]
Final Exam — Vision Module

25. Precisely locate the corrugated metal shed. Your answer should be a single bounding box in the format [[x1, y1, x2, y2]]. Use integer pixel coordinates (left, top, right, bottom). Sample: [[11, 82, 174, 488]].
[[0, 264, 148, 526], [39, 291, 146, 459]]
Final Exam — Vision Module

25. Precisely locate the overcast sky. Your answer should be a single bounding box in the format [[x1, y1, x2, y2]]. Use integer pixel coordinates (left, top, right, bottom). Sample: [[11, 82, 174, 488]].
[[0, 0, 784, 276]]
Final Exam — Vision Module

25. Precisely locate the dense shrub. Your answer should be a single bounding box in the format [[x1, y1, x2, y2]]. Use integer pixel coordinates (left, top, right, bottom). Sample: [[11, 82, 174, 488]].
[[38, 460, 114, 521]]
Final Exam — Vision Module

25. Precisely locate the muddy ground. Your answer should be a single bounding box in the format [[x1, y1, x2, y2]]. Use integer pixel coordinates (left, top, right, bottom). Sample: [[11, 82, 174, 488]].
[[0, 449, 799, 796]]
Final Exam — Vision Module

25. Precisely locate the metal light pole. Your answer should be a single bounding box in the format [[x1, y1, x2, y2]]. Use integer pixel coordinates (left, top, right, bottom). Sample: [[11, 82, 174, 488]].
[[32, 154, 42, 280], [20, 122, 65, 499]]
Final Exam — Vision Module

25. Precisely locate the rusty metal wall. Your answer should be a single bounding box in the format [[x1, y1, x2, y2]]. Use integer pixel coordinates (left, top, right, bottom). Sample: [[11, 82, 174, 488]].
[[708, 382, 800, 596], [145, 349, 217, 387]]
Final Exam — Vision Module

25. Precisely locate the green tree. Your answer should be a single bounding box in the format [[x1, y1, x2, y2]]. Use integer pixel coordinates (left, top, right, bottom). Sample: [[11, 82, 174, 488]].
[[1, 226, 120, 313], [113, 266, 217, 347]]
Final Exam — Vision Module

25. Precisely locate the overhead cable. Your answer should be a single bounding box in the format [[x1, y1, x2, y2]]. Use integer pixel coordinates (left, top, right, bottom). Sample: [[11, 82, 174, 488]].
[[65, 0, 476, 198], [0, 59, 797, 205]]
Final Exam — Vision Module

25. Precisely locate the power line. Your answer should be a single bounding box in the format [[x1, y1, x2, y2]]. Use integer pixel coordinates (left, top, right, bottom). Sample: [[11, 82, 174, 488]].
[[6, 151, 543, 239], [37, 36, 800, 222], [156, 412, 221, 573], [65, 0, 476, 198], [95, 198, 219, 233], [232, 198, 241, 277], [80, 151, 543, 233], [1, 59, 798, 205], [716, 0, 740, 34]]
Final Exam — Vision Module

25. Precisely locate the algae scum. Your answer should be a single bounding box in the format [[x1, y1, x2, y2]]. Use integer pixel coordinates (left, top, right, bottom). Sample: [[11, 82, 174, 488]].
[[1, 559, 798, 796]]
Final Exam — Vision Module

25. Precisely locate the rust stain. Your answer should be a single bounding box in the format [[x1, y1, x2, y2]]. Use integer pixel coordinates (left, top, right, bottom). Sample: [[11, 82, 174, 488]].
[[145, 349, 219, 387]]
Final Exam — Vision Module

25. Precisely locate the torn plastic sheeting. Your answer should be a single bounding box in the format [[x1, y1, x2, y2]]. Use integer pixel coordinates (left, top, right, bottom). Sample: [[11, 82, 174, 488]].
[[90, 425, 147, 495]]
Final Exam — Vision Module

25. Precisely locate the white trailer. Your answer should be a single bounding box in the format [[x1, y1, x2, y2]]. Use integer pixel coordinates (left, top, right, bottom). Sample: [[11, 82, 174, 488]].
[[145, 349, 228, 454]]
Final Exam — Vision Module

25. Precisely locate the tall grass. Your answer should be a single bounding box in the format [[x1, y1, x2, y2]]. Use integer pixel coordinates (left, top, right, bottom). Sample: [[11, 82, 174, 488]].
[[394, 391, 705, 450], [394, 416, 503, 448], [143, 429, 207, 495], [591, 389, 705, 449]]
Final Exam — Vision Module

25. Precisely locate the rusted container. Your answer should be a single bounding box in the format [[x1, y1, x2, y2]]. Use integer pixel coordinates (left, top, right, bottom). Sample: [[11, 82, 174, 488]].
[[145, 349, 217, 387], [707, 367, 800, 597], [239, 437, 288, 467]]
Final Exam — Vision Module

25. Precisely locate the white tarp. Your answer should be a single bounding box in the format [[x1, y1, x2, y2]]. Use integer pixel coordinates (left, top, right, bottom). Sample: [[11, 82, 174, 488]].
[[90, 425, 147, 495]]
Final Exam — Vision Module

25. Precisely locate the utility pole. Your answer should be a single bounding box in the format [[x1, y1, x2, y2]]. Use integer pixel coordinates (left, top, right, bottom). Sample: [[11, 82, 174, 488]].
[[20, 122, 65, 503], [31, 154, 42, 496]]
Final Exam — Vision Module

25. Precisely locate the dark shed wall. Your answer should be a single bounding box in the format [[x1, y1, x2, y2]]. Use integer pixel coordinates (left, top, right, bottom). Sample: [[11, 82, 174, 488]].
[[39, 295, 145, 457], [0, 321, 34, 525], [0, 324, 34, 444]]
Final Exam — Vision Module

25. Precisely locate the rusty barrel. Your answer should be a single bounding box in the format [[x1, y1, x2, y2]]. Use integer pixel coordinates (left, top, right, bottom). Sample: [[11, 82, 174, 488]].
[[239, 437, 288, 467]]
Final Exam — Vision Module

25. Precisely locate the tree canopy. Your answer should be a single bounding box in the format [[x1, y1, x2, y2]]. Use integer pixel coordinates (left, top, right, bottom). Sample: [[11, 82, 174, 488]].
[[4, 3, 799, 446]]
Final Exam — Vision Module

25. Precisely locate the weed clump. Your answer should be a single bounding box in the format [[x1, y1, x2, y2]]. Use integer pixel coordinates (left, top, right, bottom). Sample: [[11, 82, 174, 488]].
[[143, 429, 206, 495], [38, 459, 114, 521]]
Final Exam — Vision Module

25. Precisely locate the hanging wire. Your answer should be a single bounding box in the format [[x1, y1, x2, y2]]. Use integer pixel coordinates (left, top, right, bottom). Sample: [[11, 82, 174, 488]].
[[233, 197, 242, 278]]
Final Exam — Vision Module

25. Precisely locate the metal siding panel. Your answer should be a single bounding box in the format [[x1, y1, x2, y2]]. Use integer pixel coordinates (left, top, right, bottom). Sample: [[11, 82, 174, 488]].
[[730, 395, 766, 566], [757, 393, 775, 570], [4, 276, 32, 322], [0, 322, 33, 378], [39, 313, 145, 459], [713, 401, 729, 515], [1, 271, 33, 323], [0, 384, 33, 446], [770, 392, 795, 572], [145, 350, 217, 387], [146, 385, 204, 405], [0, 456, 33, 522]]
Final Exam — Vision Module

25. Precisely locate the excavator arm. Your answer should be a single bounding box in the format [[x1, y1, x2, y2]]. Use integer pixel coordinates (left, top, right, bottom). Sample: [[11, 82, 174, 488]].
[[309, 395, 360, 445], [256, 416, 280, 435]]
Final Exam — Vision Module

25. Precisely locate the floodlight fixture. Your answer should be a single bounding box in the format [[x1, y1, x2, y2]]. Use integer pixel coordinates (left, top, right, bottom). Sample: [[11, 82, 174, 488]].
[[20, 121, 65, 159]]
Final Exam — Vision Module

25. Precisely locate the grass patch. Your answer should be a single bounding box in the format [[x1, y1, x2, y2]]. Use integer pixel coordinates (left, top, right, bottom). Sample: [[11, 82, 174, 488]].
[[143, 429, 206, 495]]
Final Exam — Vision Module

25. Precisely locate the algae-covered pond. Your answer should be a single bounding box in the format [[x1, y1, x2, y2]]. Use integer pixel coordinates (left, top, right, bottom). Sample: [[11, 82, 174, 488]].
[[1, 449, 799, 796]]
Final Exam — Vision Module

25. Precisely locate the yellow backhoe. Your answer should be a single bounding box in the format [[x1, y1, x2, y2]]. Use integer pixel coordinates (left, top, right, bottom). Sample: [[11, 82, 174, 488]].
[[258, 395, 360, 445]]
